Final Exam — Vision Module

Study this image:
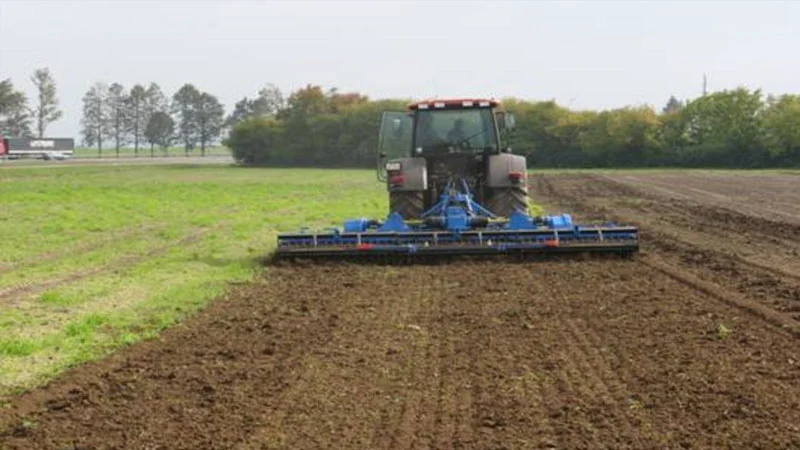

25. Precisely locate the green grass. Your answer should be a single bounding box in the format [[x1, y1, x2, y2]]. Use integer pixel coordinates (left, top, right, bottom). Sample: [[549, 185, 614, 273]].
[[0, 164, 387, 395], [0, 339, 41, 357]]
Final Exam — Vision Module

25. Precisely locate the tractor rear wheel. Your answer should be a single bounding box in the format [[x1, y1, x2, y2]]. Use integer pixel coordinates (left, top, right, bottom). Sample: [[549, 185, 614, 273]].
[[486, 186, 529, 217], [389, 190, 424, 220]]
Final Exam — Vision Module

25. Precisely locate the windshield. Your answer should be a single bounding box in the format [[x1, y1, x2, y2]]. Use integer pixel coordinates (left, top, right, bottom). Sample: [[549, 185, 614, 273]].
[[413, 108, 498, 153]]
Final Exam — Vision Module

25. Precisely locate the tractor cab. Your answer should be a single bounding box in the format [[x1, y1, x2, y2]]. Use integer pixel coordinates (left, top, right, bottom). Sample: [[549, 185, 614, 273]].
[[375, 98, 525, 219], [377, 99, 515, 176]]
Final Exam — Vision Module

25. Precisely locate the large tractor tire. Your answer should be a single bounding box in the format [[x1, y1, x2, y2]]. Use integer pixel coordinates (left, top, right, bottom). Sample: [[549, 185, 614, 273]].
[[389, 190, 425, 220], [486, 186, 529, 218]]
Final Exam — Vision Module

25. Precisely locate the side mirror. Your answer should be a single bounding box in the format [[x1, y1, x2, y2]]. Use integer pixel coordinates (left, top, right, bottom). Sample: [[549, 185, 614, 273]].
[[495, 112, 506, 131], [505, 113, 516, 130]]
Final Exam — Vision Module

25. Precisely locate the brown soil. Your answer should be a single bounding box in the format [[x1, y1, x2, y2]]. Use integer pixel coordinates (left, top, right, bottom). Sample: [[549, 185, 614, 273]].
[[2, 173, 800, 449], [531, 173, 800, 322], [611, 172, 800, 225]]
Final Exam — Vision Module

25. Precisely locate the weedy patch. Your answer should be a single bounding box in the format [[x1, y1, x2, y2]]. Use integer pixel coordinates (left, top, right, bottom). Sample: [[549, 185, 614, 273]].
[[717, 323, 733, 339], [38, 290, 87, 307], [0, 338, 41, 357]]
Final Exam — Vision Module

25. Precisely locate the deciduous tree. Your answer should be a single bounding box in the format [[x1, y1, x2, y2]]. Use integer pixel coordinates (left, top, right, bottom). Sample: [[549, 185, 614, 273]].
[[662, 96, 683, 114], [30, 68, 63, 137], [0, 79, 31, 136], [762, 94, 800, 164], [81, 82, 110, 157], [225, 83, 285, 128], [172, 84, 201, 155], [144, 111, 175, 156], [195, 92, 225, 156], [128, 84, 147, 156], [145, 83, 168, 116], [107, 83, 129, 157]]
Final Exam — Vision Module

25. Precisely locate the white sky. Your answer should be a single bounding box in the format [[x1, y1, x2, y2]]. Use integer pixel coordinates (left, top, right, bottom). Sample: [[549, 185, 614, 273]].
[[1, 0, 798, 137]]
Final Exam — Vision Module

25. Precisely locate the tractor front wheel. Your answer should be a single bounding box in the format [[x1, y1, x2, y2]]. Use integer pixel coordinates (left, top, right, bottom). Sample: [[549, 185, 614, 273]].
[[389, 190, 425, 220]]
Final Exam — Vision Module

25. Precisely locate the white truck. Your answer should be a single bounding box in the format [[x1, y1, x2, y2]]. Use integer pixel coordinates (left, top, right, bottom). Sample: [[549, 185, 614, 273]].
[[0, 136, 74, 160]]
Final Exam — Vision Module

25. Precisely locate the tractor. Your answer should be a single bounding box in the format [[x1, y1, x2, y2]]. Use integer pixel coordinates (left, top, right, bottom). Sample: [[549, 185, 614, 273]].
[[380, 98, 528, 220], [275, 98, 638, 259]]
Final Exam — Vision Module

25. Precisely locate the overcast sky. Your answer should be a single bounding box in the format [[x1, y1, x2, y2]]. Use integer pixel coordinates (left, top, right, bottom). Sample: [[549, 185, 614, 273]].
[[1, 0, 798, 138]]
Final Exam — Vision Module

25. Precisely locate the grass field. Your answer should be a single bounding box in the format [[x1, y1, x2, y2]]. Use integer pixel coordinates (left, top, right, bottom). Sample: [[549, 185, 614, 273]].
[[0, 164, 386, 394], [71, 146, 232, 158]]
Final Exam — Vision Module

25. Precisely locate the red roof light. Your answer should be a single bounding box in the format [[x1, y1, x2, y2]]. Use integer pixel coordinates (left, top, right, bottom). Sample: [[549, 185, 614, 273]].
[[409, 98, 499, 110]]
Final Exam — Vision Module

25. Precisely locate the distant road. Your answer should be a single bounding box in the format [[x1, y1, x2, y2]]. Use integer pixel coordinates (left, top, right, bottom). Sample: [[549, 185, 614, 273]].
[[0, 156, 235, 168]]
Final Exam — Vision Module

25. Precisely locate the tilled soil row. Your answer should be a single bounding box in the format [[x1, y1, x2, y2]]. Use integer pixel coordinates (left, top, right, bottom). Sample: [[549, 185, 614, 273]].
[[2, 260, 800, 449], [611, 173, 800, 225], [531, 173, 800, 323]]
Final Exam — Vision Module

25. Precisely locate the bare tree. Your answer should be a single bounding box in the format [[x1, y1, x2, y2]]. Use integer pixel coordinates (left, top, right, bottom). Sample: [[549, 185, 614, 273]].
[[30, 68, 63, 137]]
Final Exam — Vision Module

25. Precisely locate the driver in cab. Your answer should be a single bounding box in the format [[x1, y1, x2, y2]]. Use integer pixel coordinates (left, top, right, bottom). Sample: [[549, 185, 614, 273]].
[[447, 119, 467, 146]]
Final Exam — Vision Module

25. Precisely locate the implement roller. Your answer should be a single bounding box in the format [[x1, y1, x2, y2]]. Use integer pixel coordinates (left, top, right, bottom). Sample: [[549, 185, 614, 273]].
[[276, 98, 638, 260]]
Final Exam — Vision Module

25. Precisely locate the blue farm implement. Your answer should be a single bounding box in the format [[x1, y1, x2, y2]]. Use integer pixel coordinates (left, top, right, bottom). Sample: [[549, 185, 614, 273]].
[[276, 179, 638, 260], [274, 97, 638, 261]]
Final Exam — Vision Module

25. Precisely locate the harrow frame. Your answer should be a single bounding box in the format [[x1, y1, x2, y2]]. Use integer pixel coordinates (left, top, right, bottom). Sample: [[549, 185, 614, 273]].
[[275, 179, 638, 260]]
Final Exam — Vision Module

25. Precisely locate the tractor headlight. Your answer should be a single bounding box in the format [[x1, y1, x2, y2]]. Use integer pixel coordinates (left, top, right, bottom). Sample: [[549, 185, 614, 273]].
[[385, 162, 401, 171]]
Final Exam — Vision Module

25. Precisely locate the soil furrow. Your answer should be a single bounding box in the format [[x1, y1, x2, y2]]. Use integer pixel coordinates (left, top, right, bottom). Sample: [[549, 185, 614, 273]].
[[530, 173, 800, 327], [3, 260, 799, 449], [391, 302, 439, 449], [565, 318, 641, 445], [613, 173, 800, 225]]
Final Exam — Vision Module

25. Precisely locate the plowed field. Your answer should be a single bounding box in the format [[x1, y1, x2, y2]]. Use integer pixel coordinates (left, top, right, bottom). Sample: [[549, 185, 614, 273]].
[[2, 172, 799, 449]]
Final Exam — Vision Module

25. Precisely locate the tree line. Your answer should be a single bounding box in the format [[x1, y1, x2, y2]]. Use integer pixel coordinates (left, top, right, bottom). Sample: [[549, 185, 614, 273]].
[[226, 85, 800, 168], [503, 89, 800, 168], [3, 68, 799, 167], [0, 69, 229, 158], [80, 82, 228, 157], [225, 85, 407, 167]]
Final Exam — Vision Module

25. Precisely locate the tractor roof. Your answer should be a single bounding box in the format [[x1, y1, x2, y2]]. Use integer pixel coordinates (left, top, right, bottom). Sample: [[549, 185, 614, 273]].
[[408, 98, 500, 110]]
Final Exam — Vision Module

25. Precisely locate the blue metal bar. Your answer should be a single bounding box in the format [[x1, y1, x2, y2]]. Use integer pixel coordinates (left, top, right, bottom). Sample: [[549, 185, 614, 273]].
[[277, 175, 639, 257]]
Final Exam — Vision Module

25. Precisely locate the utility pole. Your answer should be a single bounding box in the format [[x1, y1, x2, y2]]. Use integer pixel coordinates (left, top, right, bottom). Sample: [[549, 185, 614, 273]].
[[702, 73, 708, 96]]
